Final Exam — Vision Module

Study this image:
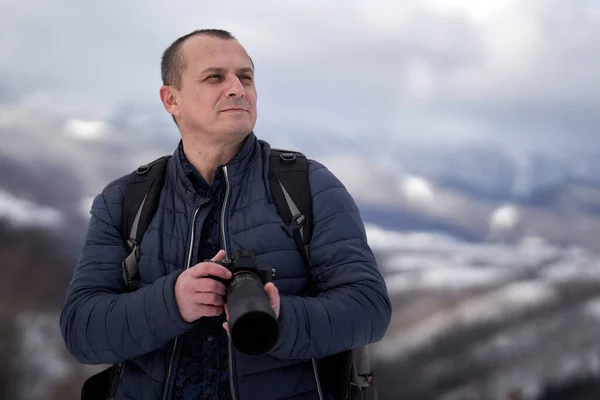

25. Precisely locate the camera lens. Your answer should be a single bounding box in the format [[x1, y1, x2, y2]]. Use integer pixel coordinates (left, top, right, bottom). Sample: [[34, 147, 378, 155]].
[[226, 272, 279, 355]]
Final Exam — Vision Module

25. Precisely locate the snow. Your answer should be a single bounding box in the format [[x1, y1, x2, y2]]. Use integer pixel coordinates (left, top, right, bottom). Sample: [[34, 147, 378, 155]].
[[0, 189, 63, 228], [365, 223, 459, 251], [385, 264, 509, 292], [14, 313, 75, 400], [365, 223, 600, 292], [374, 281, 556, 361]]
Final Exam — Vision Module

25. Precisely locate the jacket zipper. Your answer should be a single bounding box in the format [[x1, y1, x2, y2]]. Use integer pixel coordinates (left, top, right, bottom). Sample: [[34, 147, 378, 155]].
[[162, 206, 202, 400], [108, 363, 125, 400], [221, 164, 322, 400], [221, 165, 231, 258], [312, 359, 324, 400], [221, 165, 239, 400], [220, 164, 321, 400]]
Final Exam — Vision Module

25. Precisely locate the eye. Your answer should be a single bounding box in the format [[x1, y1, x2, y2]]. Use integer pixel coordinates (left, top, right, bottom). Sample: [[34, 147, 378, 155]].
[[207, 74, 223, 81], [240, 75, 253, 82]]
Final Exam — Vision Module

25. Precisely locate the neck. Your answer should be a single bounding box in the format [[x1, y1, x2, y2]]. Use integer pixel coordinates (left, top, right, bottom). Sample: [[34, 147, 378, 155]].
[[181, 133, 246, 184]]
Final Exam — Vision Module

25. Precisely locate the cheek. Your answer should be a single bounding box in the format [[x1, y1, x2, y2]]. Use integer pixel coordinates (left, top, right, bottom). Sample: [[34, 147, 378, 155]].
[[188, 94, 215, 113], [247, 90, 258, 108]]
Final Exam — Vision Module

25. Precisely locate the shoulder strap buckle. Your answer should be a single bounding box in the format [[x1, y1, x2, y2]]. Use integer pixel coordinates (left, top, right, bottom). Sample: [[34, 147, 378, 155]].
[[122, 243, 141, 292], [136, 164, 150, 175], [126, 238, 138, 250], [282, 213, 305, 238], [280, 152, 297, 162]]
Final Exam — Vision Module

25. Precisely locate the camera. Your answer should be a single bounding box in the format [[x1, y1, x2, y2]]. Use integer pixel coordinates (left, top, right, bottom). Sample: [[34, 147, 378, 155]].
[[212, 250, 279, 356]]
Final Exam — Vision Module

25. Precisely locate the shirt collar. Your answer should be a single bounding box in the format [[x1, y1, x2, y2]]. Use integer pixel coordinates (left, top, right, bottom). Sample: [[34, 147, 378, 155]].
[[177, 143, 225, 198]]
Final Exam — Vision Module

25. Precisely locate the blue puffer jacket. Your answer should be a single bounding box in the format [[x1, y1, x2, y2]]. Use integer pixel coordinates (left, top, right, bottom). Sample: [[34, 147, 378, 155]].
[[60, 132, 392, 400]]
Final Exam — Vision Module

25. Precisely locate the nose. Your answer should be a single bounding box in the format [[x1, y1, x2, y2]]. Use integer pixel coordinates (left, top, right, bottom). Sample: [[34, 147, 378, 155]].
[[227, 75, 246, 98]]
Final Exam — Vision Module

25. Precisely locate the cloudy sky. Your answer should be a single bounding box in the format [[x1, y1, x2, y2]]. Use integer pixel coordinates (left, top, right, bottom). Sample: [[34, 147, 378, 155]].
[[0, 0, 599, 173]]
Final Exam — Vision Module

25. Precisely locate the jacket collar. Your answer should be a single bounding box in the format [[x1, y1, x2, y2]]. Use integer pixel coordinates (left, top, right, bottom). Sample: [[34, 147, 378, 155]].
[[168, 131, 259, 206]]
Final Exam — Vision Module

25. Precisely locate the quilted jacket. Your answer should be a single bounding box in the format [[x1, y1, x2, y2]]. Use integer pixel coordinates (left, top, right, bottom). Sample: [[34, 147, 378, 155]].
[[59, 132, 392, 400]]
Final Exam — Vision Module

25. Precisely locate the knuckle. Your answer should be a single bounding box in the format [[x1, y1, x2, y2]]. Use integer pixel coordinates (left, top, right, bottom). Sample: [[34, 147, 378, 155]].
[[198, 264, 209, 274]]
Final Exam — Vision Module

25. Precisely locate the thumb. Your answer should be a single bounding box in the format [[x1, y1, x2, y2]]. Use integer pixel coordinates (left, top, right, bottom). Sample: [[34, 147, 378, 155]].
[[211, 250, 227, 262]]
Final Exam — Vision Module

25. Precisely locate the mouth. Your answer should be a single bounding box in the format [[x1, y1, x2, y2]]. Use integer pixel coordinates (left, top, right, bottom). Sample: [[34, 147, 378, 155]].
[[221, 108, 248, 113]]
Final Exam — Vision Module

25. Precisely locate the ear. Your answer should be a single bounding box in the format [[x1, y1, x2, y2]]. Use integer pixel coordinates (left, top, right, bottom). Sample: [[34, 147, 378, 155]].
[[159, 85, 180, 118]]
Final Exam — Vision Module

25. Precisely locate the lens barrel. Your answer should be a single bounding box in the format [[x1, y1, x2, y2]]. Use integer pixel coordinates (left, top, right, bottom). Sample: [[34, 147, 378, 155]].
[[226, 272, 279, 355]]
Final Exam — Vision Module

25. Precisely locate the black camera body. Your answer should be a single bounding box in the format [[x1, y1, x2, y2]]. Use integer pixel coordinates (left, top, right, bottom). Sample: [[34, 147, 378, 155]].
[[212, 250, 279, 356], [214, 250, 275, 288]]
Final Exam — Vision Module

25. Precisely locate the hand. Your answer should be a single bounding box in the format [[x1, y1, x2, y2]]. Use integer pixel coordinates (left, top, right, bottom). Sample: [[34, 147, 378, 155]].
[[222, 282, 280, 337], [174, 250, 232, 323]]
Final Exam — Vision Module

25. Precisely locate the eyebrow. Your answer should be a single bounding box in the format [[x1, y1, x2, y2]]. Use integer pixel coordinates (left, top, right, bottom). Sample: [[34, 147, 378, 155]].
[[199, 67, 254, 76], [238, 67, 254, 75]]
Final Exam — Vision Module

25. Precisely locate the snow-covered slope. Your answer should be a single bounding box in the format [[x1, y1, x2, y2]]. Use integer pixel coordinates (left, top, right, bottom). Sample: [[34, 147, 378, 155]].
[[366, 223, 600, 400], [0, 189, 63, 228]]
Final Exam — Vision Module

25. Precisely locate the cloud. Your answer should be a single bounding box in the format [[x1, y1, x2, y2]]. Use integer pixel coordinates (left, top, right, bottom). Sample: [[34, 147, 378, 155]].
[[490, 204, 520, 231], [63, 119, 110, 141], [398, 175, 435, 205], [0, 0, 598, 197]]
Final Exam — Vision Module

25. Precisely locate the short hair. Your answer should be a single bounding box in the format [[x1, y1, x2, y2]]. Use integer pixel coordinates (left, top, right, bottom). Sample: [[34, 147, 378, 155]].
[[161, 29, 237, 90]]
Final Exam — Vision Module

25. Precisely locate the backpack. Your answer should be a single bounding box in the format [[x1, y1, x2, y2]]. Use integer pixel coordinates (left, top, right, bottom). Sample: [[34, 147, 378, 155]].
[[81, 149, 378, 400]]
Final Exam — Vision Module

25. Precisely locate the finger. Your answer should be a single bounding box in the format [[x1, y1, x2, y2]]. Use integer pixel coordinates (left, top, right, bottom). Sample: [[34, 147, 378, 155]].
[[194, 292, 226, 307], [225, 304, 229, 321], [198, 305, 225, 318], [194, 278, 227, 296], [212, 249, 227, 262], [264, 282, 279, 309], [222, 321, 230, 337], [189, 262, 232, 280]]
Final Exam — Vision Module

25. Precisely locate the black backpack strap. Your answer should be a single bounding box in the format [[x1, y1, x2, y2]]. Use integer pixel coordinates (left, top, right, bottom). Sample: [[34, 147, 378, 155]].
[[268, 149, 313, 275], [268, 148, 377, 400], [120, 155, 170, 292], [91, 156, 171, 400]]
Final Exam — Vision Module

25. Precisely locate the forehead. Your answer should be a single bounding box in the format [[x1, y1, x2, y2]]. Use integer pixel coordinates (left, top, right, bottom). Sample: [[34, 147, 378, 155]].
[[180, 36, 253, 72]]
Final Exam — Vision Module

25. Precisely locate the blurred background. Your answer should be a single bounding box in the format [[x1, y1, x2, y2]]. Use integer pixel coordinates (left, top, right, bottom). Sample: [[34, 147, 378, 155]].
[[1, 0, 599, 399]]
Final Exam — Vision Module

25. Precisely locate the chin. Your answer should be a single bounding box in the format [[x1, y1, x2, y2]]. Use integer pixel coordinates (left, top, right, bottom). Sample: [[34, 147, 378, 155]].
[[222, 122, 255, 137], [226, 130, 253, 140]]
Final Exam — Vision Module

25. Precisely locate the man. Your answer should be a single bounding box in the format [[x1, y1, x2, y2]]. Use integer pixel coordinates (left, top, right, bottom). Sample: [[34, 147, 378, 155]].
[[60, 29, 391, 400]]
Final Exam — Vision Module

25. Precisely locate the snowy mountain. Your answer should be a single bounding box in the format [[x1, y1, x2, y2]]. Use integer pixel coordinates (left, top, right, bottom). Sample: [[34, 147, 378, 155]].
[[3, 104, 600, 227], [366, 224, 600, 400], [3, 220, 600, 400], [0, 153, 89, 251], [3, 106, 600, 399], [4, 114, 600, 254], [387, 143, 600, 202], [319, 152, 600, 252]]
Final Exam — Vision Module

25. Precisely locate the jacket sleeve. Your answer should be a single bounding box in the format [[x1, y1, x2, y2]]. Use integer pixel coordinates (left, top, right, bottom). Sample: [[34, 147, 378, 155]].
[[269, 161, 392, 360], [59, 181, 196, 365]]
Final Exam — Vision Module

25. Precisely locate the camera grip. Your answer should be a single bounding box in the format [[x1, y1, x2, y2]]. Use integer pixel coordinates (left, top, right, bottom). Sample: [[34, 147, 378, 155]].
[[203, 258, 233, 285], [206, 275, 230, 285]]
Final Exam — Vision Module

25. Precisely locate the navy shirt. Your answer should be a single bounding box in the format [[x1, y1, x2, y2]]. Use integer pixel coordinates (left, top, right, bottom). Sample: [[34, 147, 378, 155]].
[[172, 144, 232, 400]]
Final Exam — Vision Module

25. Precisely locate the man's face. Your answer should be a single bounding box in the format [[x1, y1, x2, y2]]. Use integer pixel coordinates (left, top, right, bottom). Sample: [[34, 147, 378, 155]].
[[165, 36, 257, 141]]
